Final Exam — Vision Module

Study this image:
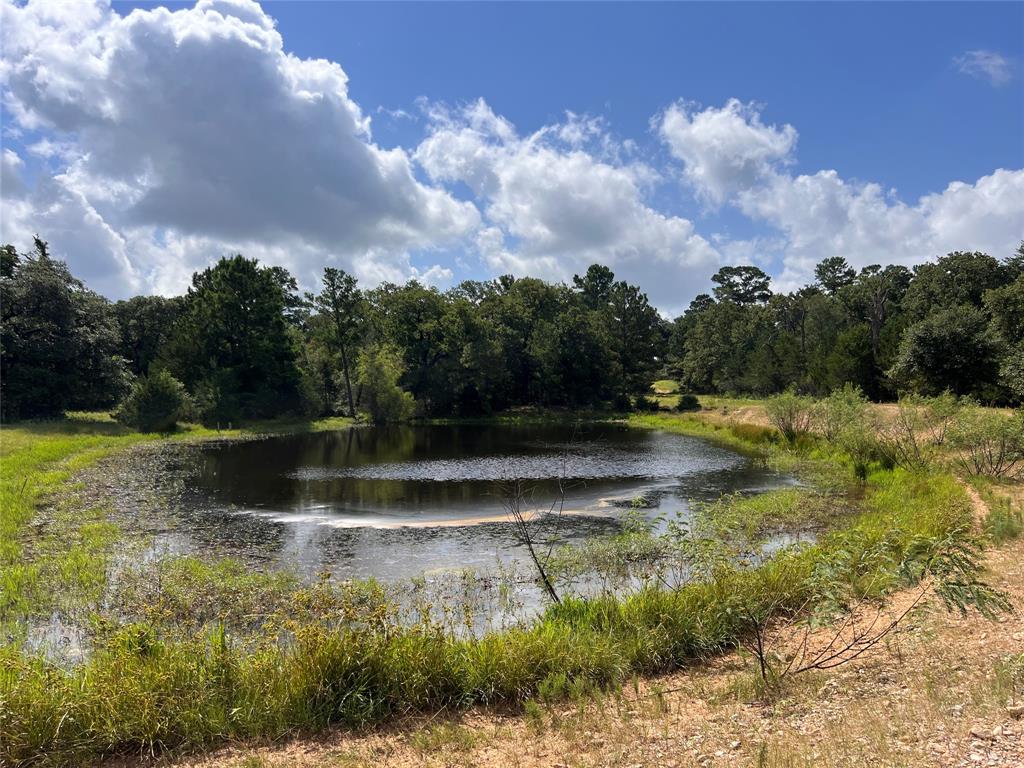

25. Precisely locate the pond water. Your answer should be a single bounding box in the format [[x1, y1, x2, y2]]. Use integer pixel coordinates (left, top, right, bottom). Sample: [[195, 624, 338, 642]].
[[151, 422, 797, 582]]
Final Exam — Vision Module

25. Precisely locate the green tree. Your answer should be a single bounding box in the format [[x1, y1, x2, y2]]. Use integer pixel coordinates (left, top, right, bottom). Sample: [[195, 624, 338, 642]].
[[0, 238, 128, 419], [711, 265, 772, 305], [165, 255, 301, 422], [114, 295, 184, 376], [814, 256, 856, 295], [312, 267, 364, 416], [356, 343, 415, 423], [902, 251, 1008, 322], [889, 305, 1001, 397], [115, 369, 189, 432]]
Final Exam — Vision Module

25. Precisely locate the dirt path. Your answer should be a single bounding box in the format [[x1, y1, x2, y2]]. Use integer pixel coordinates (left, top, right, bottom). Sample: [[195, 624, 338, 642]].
[[147, 530, 1024, 768]]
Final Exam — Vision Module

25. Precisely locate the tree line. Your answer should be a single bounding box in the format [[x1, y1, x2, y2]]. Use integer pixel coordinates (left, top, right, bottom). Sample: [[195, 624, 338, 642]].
[[1, 237, 1021, 426]]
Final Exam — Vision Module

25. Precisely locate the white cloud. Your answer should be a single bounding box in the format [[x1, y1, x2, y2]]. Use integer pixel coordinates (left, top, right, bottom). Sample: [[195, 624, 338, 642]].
[[416, 99, 720, 313], [658, 98, 797, 206], [662, 101, 1024, 293], [0, 0, 477, 296], [954, 50, 1014, 86]]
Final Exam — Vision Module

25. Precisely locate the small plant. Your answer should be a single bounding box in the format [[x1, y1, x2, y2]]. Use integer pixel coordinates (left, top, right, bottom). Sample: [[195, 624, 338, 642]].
[[983, 498, 1024, 543], [765, 390, 815, 443], [676, 393, 701, 412], [114, 369, 189, 432], [993, 652, 1024, 706]]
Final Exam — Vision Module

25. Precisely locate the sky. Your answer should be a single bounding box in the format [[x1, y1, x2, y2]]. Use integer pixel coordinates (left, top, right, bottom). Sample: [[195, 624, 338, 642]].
[[1, 0, 1022, 314]]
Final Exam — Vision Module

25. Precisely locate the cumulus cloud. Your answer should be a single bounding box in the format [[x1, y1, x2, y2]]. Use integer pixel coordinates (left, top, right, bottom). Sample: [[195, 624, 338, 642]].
[[661, 101, 1024, 292], [659, 99, 797, 206], [0, 0, 477, 296], [416, 99, 720, 312], [954, 50, 1014, 86]]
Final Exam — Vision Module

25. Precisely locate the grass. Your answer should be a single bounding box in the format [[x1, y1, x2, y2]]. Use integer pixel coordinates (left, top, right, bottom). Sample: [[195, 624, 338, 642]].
[[0, 413, 352, 626], [0, 406, 1004, 766]]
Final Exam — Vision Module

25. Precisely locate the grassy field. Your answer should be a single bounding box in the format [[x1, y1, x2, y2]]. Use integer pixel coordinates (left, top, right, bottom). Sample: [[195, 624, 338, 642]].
[[0, 403, 1018, 766]]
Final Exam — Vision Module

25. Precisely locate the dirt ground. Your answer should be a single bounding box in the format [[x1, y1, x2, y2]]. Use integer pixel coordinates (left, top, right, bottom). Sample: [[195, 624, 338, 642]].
[[152, 532, 1024, 768]]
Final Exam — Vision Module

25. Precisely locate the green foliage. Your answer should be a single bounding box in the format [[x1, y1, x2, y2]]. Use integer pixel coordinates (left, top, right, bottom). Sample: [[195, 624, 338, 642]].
[[115, 370, 190, 432], [312, 267, 364, 417], [356, 344, 415, 423], [983, 498, 1023, 544], [889, 305, 1002, 397], [113, 295, 184, 377], [947, 404, 1024, 479], [676, 393, 701, 412], [815, 384, 868, 441], [0, 238, 129, 419], [164, 255, 303, 423], [764, 390, 815, 443]]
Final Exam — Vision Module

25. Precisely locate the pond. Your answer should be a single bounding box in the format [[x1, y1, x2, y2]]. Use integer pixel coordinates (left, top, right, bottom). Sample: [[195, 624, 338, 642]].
[[151, 422, 797, 583]]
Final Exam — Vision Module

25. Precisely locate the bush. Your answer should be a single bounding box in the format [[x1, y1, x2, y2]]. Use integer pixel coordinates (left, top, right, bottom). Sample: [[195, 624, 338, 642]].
[[611, 393, 633, 412], [764, 390, 815, 443], [356, 344, 415, 424], [874, 396, 934, 472], [816, 384, 868, 441], [634, 395, 660, 412], [947, 405, 1024, 479], [114, 370, 189, 432], [676, 393, 701, 412]]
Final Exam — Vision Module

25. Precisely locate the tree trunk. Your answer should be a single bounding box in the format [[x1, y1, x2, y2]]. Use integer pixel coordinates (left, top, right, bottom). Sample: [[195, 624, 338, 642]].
[[340, 345, 355, 417]]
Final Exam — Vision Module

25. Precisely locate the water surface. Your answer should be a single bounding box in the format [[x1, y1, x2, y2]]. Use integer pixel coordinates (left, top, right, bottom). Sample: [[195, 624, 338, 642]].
[[152, 422, 795, 582]]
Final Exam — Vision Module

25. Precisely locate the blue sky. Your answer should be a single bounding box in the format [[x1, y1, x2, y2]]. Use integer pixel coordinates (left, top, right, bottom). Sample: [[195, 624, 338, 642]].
[[2, 0, 1022, 312]]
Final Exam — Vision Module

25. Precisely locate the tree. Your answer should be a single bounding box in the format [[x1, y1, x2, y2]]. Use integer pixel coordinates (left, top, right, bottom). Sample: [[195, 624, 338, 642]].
[[902, 251, 1008, 322], [814, 256, 856, 295], [114, 295, 183, 376], [605, 279, 663, 395], [312, 267, 364, 416], [846, 264, 912, 365], [165, 255, 301, 422], [889, 305, 1001, 397], [572, 263, 615, 310], [1, 238, 128, 419], [711, 265, 772, 305], [356, 343, 415, 423]]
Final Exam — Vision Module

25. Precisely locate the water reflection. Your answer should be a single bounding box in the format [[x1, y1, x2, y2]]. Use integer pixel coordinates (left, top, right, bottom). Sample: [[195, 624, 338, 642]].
[[156, 422, 796, 582]]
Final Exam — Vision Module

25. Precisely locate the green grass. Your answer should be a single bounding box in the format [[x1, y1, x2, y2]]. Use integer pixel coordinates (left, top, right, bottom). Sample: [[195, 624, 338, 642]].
[[0, 413, 353, 625], [4, 404, 1013, 766], [0, 405, 984, 766]]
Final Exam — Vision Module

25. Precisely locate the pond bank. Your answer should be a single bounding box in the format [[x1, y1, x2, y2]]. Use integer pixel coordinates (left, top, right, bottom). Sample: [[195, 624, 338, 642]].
[[0, 408, 1005, 766]]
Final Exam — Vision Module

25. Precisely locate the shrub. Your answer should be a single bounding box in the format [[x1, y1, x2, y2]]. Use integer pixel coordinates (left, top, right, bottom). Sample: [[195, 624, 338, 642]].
[[610, 393, 633, 412], [634, 395, 660, 412], [356, 344, 415, 424], [923, 390, 962, 446], [947, 406, 1024, 479], [114, 370, 189, 432], [815, 384, 868, 441], [874, 396, 934, 472], [676, 393, 701, 412], [764, 390, 815, 443]]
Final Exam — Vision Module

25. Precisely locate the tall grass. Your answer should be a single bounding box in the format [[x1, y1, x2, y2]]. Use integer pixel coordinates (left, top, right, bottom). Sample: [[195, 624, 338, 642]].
[[0, 461, 974, 766]]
